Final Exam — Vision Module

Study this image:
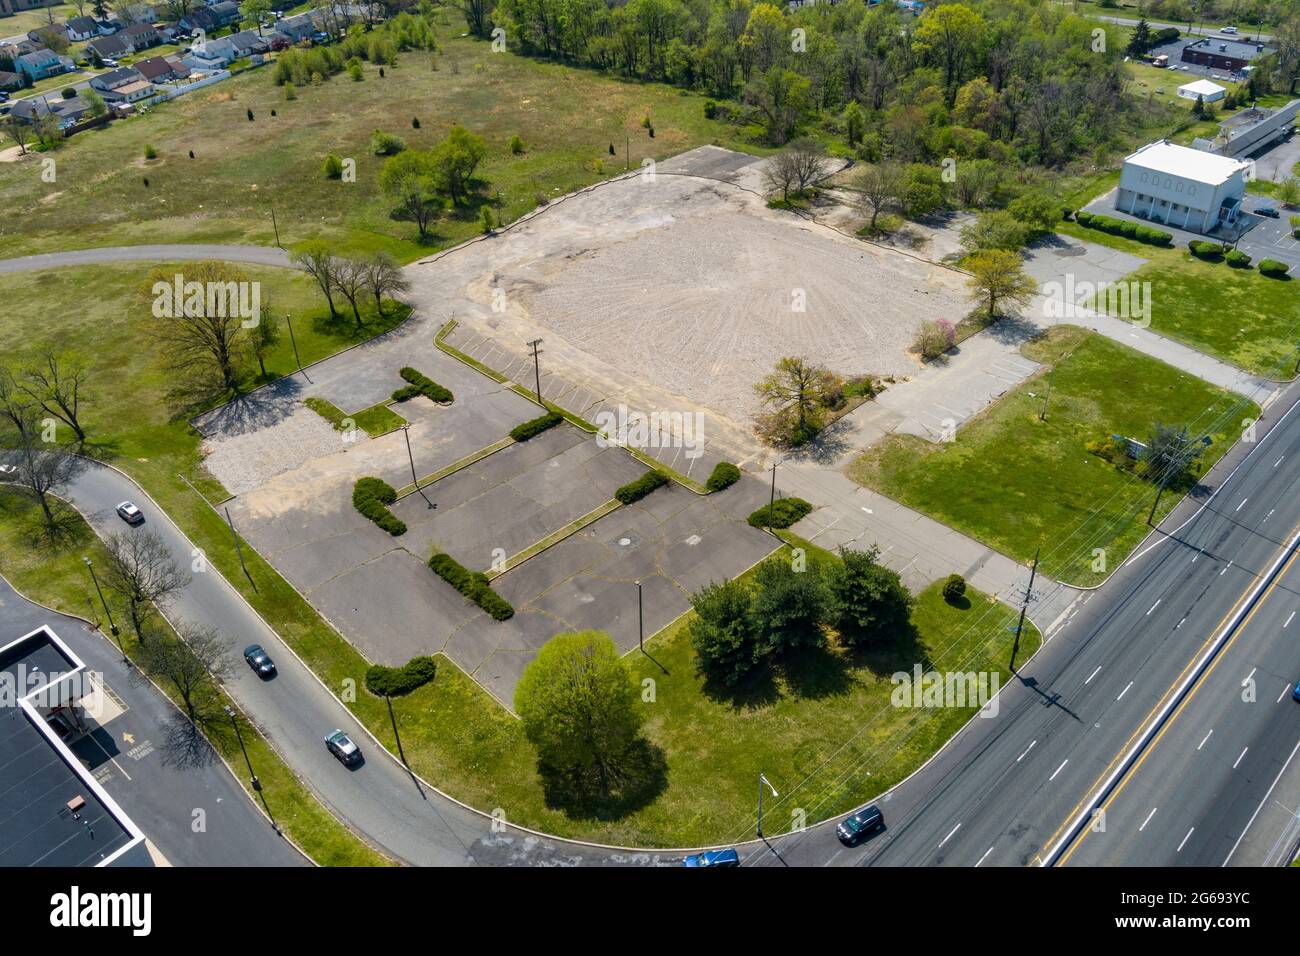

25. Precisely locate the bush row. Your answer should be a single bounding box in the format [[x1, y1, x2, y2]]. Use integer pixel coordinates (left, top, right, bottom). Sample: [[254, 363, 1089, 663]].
[[1075, 211, 1172, 246], [509, 411, 563, 442], [1258, 258, 1291, 277], [1188, 238, 1224, 261], [747, 497, 813, 529], [614, 470, 669, 504], [428, 552, 514, 620], [392, 366, 453, 404], [706, 461, 741, 492], [364, 656, 437, 697], [353, 477, 406, 535]]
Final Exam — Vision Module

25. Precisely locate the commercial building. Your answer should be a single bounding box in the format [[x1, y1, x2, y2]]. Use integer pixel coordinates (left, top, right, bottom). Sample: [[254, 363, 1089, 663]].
[[1116, 140, 1249, 234], [1177, 78, 1226, 103], [1180, 35, 1270, 73]]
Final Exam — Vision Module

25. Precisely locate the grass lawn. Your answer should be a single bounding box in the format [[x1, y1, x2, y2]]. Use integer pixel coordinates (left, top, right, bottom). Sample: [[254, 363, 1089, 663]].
[[0, 488, 390, 866], [848, 327, 1256, 586], [0, 2, 75, 37], [0, 18, 756, 261]]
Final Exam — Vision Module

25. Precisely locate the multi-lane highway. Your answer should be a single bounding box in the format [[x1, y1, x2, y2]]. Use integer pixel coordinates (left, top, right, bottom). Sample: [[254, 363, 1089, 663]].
[[745, 383, 1299, 868]]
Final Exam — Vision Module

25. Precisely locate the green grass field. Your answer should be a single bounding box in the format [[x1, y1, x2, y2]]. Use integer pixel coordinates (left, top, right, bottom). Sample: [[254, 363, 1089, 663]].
[[848, 327, 1256, 586], [0, 20, 753, 261], [0, 2, 75, 37]]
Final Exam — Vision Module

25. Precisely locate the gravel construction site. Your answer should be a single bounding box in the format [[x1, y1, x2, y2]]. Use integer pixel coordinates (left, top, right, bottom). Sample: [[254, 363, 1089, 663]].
[[406, 146, 969, 464]]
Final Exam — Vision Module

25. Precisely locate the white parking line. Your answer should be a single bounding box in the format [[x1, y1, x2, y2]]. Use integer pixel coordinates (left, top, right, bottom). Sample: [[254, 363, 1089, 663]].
[[1147, 599, 1161, 615], [1050, 759, 1069, 782], [1177, 827, 1195, 853], [1236, 497, 1249, 512], [1285, 611, 1295, 629], [1278, 684, 1291, 704], [1139, 807, 1158, 832], [1233, 747, 1248, 770]]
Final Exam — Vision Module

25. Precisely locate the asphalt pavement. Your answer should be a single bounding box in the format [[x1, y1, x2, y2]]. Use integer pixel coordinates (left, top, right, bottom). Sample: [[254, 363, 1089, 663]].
[[0, 245, 292, 274]]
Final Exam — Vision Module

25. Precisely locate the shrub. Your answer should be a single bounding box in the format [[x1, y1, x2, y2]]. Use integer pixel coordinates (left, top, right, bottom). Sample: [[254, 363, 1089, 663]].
[[370, 129, 405, 155], [1258, 258, 1291, 278], [1075, 212, 1170, 246], [61, 87, 76, 99], [364, 656, 437, 696], [703, 99, 718, 119], [1188, 239, 1223, 261], [353, 477, 406, 535], [348, 62, 363, 81], [706, 461, 741, 492], [428, 552, 514, 620], [323, 153, 344, 179], [747, 497, 813, 529], [509, 411, 562, 442], [509, 134, 524, 154], [942, 573, 967, 603], [143, 144, 157, 160], [913, 318, 956, 360], [392, 366, 453, 404], [479, 205, 494, 234], [689, 578, 760, 686], [1225, 248, 1251, 268], [614, 470, 669, 505]]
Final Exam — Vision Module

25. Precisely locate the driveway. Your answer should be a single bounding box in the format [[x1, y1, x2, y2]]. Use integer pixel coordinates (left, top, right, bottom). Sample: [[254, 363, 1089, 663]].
[[0, 244, 292, 274]]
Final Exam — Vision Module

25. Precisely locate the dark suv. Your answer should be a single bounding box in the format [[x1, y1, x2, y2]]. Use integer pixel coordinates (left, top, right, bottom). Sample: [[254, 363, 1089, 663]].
[[837, 805, 885, 845]]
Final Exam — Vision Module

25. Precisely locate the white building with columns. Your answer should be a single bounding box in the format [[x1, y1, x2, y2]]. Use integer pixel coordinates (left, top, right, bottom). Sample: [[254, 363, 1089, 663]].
[[1116, 140, 1249, 234]]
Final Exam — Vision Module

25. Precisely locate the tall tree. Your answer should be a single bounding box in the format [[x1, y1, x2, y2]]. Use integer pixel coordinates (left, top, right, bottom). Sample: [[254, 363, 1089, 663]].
[[362, 252, 409, 317], [754, 355, 838, 445], [144, 261, 250, 399], [749, 556, 828, 656], [689, 578, 760, 686], [22, 349, 89, 444], [430, 124, 486, 205], [139, 621, 233, 725], [291, 241, 341, 316], [825, 546, 913, 648], [378, 151, 441, 240], [5, 409, 77, 534], [854, 162, 904, 232], [965, 249, 1038, 319], [102, 528, 191, 641]]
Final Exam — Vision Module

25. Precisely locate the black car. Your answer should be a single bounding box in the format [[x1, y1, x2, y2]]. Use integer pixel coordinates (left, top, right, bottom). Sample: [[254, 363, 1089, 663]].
[[1255, 206, 1280, 218], [243, 643, 276, 677], [837, 805, 885, 845]]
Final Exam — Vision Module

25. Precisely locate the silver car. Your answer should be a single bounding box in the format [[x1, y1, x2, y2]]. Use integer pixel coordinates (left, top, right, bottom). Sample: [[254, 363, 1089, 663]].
[[116, 501, 144, 525], [325, 729, 362, 766]]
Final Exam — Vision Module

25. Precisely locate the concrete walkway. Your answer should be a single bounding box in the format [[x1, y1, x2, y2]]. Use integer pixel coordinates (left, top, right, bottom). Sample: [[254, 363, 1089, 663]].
[[0, 244, 293, 274]]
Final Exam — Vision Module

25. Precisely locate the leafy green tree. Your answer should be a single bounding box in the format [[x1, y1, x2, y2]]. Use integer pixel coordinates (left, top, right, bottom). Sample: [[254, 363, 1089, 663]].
[[960, 210, 1027, 254], [744, 67, 812, 145], [900, 163, 946, 219], [826, 547, 912, 648], [965, 249, 1038, 319], [379, 150, 441, 239], [912, 3, 985, 103], [750, 556, 827, 656], [843, 100, 866, 146], [1126, 18, 1151, 57], [431, 124, 487, 205], [753, 355, 838, 446], [514, 631, 645, 793], [688, 578, 760, 686], [1144, 423, 1202, 488]]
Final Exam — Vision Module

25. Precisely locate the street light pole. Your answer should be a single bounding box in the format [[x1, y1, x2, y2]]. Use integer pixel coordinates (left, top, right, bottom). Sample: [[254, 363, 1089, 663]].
[[527, 338, 544, 405], [635, 579, 644, 655], [401, 423, 418, 488], [768, 459, 778, 529], [756, 772, 778, 838], [84, 557, 126, 661], [285, 313, 306, 379], [1010, 547, 1039, 672], [225, 704, 279, 832]]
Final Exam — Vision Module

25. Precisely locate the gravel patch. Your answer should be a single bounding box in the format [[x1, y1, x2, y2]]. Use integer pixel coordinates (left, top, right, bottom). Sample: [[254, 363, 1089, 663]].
[[202, 403, 351, 495]]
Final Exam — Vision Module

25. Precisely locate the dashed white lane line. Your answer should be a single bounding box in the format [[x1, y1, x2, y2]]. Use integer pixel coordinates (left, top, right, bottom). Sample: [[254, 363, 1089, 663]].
[[1177, 828, 1195, 853], [1285, 611, 1295, 629], [1278, 684, 1291, 704], [975, 846, 995, 867], [1017, 740, 1037, 762], [1117, 681, 1134, 701], [1050, 759, 1069, 782], [1085, 666, 1102, 685], [1198, 729, 1214, 750], [1275, 456, 1285, 468], [938, 823, 961, 849], [1140, 807, 1158, 832], [1147, 599, 1161, 615], [1236, 497, 1249, 512], [1233, 747, 1249, 770], [1245, 667, 1257, 684]]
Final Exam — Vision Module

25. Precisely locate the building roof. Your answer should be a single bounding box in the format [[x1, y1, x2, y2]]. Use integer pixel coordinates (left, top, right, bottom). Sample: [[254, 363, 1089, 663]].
[[1178, 79, 1227, 97], [134, 55, 176, 80], [1123, 140, 1248, 186], [1184, 36, 1269, 61], [67, 16, 100, 34]]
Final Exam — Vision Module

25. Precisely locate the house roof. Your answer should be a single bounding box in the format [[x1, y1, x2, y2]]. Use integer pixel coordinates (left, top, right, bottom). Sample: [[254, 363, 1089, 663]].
[[67, 16, 100, 33], [94, 66, 145, 86], [134, 55, 176, 79], [1123, 140, 1248, 186], [16, 49, 60, 65], [122, 22, 158, 36], [1178, 79, 1227, 97], [89, 35, 129, 55], [112, 80, 152, 96]]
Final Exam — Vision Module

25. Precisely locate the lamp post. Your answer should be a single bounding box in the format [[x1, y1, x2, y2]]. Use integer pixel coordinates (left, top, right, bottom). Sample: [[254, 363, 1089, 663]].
[[284, 313, 306, 379], [225, 704, 279, 831], [401, 423, 418, 488], [527, 338, 544, 405], [83, 557, 124, 656], [635, 579, 644, 655], [756, 772, 778, 838]]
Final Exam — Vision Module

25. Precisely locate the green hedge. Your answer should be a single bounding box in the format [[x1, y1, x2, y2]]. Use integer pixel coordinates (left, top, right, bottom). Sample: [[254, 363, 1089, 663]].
[[1258, 258, 1291, 278], [614, 470, 669, 504], [353, 477, 406, 535], [1075, 211, 1172, 246], [428, 552, 514, 620], [392, 366, 453, 404], [747, 497, 813, 529], [706, 461, 741, 492], [510, 411, 563, 442], [1188, 239, 1224, 261], [364, 656, 437, 697], [1225, 249, 1252, 268]]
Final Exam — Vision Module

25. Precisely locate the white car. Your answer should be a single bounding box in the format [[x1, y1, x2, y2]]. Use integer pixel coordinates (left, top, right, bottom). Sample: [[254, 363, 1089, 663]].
[[115, 501, 144, 525], [0, 464, 16, 477], [1221, 26, 1238, 34]]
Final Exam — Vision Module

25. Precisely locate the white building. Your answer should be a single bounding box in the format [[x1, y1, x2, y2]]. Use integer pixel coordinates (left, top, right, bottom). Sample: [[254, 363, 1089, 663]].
[[1177, 78, 1227, 103], [1116, 140, 1249, 234]]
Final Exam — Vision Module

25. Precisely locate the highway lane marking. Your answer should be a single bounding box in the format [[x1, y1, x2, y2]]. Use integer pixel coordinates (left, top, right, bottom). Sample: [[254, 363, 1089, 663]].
[[1177, 827, 1194, 853], [1044, 522, 1300, 867], [1175, 616, 1186, 629], [1278, 684, 1290, 703], [1245, 667, 1256, 683], [1285, 611, 1295, 628], [1117, 681, 1134, 701], [1085, 666, 1102, 685], [1198, 729, 1213, 750], [1147, 599, 1161, 615], [1275, 456, 1285, 468], [938, 823, 961, 848], [1220, 562, 1232, 576], [1233, 747, 1248, 770], [1017, 740, 1037, 762], [975, 846, 995, 867], [1236, 497, 1249, 512], [1139, 807, 1158, 831], [1050, 759, 1069, 781], [1224, 738, 1300, 866]]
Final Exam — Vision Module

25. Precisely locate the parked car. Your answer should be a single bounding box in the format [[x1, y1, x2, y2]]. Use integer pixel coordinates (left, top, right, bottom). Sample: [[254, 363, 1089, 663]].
[[243, 643, 276, 677], [682, 848, 740, 867], [1221, 25, 1238, 34], [836, 805, 885, 845], [0, 91, 9, 103], [325, 729, 362, 765], [115, 501, 144, 525], [1291, 680, 1300, 703], [1255, 206, 1280, 218], [102, 58, 119, 67], [0, 463, 16, 476]]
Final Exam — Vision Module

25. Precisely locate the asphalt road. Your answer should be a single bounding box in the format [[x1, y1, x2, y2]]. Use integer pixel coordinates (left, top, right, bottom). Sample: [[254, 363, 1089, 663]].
[[0, 245, 292, 274], [1096, 15, 1272, 43], [0, 575, 307, 867], [739, 381, 1299, 868]]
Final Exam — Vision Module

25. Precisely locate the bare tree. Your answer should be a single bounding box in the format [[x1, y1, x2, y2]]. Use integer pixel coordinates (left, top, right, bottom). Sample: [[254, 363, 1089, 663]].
[[447, 0, 494, 37], [761, 150, 801, 203], [363, 252, 409, 317], [145, 261, 249, 401], [331, 256, 369, 328], [0, 367, 35, 439], [6, 411, 78, 533], [247, 301, 279, 379], [854, 163, 904, 232], [22, 349, 89, 444], [3, 117, 33, 157], [291, 241, 340, 317], [138, 621, 232, 724], [102, 528, 191, 641], [787, 138, 829, 194]]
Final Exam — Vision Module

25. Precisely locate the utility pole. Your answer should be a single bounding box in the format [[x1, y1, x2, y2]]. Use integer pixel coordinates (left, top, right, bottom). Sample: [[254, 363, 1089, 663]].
[[1010, 547, 1039, 672], [768, 459, 778, 529], [635, 579, 644, 655], [527, 338, 543, 404], [386, 695, 407, 766], [285, 313, 306, 380], [756, 773, 778, 838], [401, 423, 418, 488], [270, 201, 281, 248], [625, 133, 630, 172], [225, 506, 256, 591], [1146, 429, 1198, 525]]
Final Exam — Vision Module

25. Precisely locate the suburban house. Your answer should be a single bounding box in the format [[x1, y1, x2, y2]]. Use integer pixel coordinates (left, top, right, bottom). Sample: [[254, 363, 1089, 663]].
[[0, 69, 22, 91], [227, 29, 269, 58], [272, 11, 319, 43], [90, 65, 153, 103], [26, 23, 68, 45], [1116, 140, 1249, 234], [121, 22, 162, 52], [0, 38, 41, 59], [9, 92, 89, 126], [209, 0, 242, 26], [183, 34, 238, 69], [134, 53, 190, 83], [1177, 78, 1227, 104], [87, 34, 130, 61], [65, 16, 101, 41], [1180, 35, 1269, 74], [14, 48, 75, 81]]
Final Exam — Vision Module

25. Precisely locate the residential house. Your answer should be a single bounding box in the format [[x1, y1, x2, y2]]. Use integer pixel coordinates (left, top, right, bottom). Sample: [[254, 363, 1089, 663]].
[[272, 11, 319, 43], [65, 16, 101, 42], [178, 7, 218, 33], [14, 48, 75, 81], [0, 70, 23, 91], [226, 29, 268, 58], [9, 93, 89, 126], [134, 54, 190, 83], [183, 34, 237, 69], [208, 0, 241, 26], [1, 39, 42, 60], [87, 34, 130, 62], [120, 22, 161, 52], [26, 23, 68, 45], [89, 64, 153, 103]]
